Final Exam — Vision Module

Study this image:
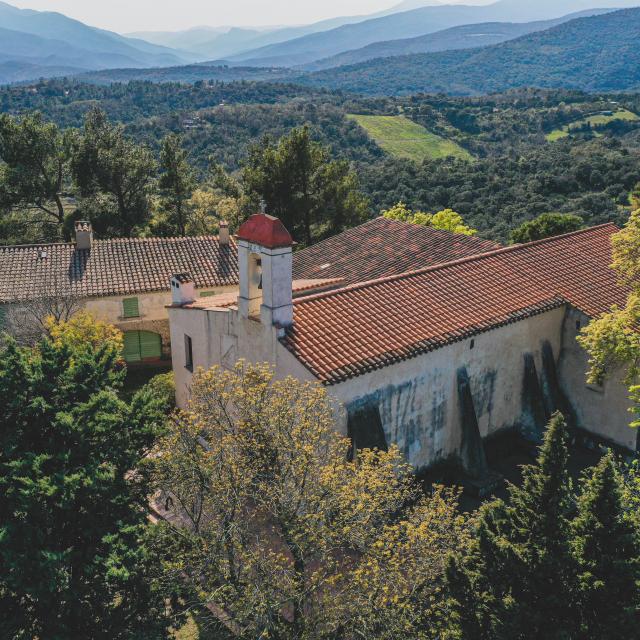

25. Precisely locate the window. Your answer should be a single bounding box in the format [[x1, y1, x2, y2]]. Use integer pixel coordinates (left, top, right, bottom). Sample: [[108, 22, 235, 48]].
[[575, 320, 582, 332], [470, 339, 475, 350], [184, 334, 194, 372], [122, 297, 140, 318]]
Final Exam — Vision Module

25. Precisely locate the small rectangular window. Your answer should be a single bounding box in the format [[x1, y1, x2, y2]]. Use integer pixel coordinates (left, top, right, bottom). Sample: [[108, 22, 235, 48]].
[[122, 297, 140, 318], [184, 334, 193, 372]]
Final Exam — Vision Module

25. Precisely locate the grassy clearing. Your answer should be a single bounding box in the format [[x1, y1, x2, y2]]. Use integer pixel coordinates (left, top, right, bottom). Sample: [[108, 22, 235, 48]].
[[546, 108, 639, 141], [347, 114, 472, 162]]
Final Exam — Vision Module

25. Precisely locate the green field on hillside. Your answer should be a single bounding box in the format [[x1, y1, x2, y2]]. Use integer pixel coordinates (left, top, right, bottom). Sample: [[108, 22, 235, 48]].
[[347, 114, 472, 162], [547, 108, 639, 141]]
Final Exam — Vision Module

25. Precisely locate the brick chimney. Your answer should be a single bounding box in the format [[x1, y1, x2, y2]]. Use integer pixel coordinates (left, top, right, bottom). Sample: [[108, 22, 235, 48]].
[[219, 220, 230, 245], [171, 273, 196, 306], [75, 221, 93, 250]]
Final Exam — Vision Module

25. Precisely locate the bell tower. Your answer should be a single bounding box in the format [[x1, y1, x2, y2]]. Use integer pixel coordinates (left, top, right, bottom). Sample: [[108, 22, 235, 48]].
[[236, 213, 294, 327]]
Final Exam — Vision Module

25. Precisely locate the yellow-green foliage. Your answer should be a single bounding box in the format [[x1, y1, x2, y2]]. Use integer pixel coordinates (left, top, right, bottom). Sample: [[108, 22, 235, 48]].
[[547, 109, 639, 142], [151, 361, 470, 639], [579, 207, 640, 427], [46, 311, 123, 356], [382, 202, 478, 236], [347, 114, 472, 162]]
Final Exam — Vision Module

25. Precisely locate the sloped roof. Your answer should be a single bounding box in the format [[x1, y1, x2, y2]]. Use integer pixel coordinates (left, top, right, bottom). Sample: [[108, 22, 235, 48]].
[[0, 236, 238, 302], [282, 224, 628, 385], [293, 217, 500, 285]]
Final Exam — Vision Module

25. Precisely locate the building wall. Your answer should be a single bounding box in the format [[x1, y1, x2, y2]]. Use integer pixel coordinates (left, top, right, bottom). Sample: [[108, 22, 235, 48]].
[[558, 306, 637, 451], [83, 285, 236, 358], [327, 307, 566, 470], [169, 302, 638, 471], [170, 304, 313, 408]]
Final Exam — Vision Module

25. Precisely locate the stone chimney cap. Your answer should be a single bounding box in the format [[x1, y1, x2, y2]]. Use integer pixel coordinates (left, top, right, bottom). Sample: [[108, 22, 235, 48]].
[[75, 220, 92, 232]]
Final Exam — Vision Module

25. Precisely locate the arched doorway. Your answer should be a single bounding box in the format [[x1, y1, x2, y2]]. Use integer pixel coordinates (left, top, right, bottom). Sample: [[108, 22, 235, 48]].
[[123, 330, 162, 363]]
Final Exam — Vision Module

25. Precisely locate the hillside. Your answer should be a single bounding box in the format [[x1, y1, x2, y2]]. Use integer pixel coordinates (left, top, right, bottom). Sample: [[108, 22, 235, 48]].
[[223, 0, 640, 67], [302, 10, 613, 71], [347, 114, 472, 161], [0, 0, 194, 84], [299, 8, 640, 95]]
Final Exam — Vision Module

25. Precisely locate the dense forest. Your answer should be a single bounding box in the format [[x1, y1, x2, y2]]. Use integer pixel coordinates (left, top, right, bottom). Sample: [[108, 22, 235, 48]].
[[1, 81, 640, 243], [299, 8, 640, 96]]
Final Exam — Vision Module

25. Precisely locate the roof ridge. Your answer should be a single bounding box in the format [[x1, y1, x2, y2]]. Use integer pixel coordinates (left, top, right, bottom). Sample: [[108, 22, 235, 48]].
[[292, 223, 617, 306], [0, 234, 231, 250]]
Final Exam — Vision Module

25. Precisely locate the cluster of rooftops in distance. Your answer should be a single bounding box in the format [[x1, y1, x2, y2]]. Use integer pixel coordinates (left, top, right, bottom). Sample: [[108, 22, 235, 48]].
[[0, 215, 628, 386]]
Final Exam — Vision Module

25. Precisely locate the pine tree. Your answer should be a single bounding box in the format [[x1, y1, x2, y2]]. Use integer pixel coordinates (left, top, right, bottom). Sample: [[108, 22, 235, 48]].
[[157, 133, 197, 236], [572, 453, 640, 639], [445, 413, 578, 640], [0, 327, 169, 639]]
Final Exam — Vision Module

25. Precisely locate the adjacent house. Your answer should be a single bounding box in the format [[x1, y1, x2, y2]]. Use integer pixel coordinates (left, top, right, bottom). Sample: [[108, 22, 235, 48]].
[[168, 213, 636, 479], [0, 221, 238, 363]]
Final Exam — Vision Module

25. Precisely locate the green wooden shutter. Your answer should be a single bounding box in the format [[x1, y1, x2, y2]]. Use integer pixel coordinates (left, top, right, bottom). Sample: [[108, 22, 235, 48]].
[[139, 331, 162, 359], [122, 297, 140, 318], [123, 331, 142, 362]]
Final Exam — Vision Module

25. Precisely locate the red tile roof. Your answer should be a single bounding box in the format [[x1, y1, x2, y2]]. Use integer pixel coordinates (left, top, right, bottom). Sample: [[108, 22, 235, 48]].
[[237, 213, 293, 249], [282, 224, 628, 385], [293, 217, 500, 285], [0, 236, 238, 302]]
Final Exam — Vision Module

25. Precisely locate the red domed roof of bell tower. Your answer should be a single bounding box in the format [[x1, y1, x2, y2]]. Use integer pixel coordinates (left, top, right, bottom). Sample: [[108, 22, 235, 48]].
[[237, 213, 293, 249]]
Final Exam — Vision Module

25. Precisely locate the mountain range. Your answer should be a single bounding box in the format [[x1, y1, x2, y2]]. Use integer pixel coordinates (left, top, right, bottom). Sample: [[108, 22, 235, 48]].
[[298, 8, 640, 95], [217, 0, 640, 67], [300, 9, 614, 71], [1, 0, 640, 92], [0, 0, 196, 80]]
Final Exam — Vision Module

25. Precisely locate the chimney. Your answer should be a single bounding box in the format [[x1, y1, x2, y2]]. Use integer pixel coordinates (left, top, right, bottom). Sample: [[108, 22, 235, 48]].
[[171, 273, 196, 306], [75, 221, 93, 250], [219, 220, 230, 246]]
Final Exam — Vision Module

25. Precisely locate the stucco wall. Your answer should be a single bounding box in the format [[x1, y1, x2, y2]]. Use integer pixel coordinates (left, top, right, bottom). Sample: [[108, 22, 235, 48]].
[[170, 304, 313, 408], [558, 306, 637, 451], [83, 285, 236, 357], [326, 307, 566, 470]]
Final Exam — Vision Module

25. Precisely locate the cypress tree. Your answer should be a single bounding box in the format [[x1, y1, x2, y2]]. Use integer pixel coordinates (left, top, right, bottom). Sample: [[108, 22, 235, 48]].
[[445, 413, 578, 640], [572, 452, 640, 639], [0, 334, 169, 639]]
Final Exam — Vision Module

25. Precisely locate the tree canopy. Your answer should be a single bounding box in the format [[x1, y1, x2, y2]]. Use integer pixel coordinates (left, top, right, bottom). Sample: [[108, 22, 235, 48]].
[[150, 361, 470, 640], [0, 316, 170, 639]]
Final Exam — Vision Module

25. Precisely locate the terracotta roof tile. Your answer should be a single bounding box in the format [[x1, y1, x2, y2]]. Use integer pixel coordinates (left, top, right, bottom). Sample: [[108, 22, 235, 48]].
[[282, 224, 628, 385], [0, 236, 238, 302], [293, 217, 500, 285]]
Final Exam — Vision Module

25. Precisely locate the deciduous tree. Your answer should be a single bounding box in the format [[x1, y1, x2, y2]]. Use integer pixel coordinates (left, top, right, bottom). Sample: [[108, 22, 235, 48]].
[[382, 202, 477, 236], [510, 213, 584, 244], [150, 361, 470, 640], [579, 206, 640, 426]]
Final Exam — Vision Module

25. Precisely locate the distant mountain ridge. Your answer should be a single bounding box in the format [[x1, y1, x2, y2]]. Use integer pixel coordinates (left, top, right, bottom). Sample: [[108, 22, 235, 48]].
[[297, 8, 640, 95], [221, 0, 640, 67], [301, 9, 614, 71], [0, 0, 197, 84]]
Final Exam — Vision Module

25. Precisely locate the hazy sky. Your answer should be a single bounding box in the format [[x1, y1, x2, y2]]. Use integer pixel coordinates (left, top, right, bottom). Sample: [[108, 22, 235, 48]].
[[8, 0, 410, 32]]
